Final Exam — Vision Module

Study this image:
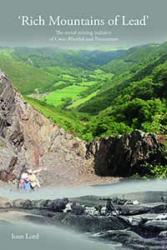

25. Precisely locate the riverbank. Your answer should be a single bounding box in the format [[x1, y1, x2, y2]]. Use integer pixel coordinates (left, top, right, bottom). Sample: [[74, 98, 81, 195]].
[[0, 180, 167, 250], [0, 180, 167, 249]]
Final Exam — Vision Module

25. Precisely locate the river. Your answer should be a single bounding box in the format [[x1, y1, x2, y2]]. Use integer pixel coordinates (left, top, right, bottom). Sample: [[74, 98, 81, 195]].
[[0, 179, 167, 250], [0, 212, 125, 250]]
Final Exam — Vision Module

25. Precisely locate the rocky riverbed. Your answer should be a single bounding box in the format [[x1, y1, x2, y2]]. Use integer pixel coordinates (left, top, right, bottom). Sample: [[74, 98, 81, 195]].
[[0, 189, 167, 250]]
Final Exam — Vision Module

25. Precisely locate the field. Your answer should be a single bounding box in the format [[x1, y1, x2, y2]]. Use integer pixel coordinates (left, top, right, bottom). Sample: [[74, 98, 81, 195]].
[[0, 44, 167, 143], [43, 84, 93, 108]]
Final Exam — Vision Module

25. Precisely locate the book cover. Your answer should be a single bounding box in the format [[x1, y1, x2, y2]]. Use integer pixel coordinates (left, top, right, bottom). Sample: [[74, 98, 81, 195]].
[[0, 0, 167, 249]]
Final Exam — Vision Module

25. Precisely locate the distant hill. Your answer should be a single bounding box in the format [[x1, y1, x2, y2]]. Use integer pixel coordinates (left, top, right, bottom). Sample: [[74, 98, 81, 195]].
[[0, 43, 167, 141], [14, 47, 126, 69]]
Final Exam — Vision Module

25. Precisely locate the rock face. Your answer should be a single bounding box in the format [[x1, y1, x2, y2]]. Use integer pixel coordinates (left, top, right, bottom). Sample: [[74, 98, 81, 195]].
[[86, 130, 166, 176], [0, 75, 166, 184], [52, 213, 128, 232], [0, 76, 94, 185]]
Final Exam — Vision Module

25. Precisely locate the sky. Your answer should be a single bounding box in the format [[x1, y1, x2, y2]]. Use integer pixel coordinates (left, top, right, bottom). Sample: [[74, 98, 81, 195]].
[[0, 0, 166, 50]]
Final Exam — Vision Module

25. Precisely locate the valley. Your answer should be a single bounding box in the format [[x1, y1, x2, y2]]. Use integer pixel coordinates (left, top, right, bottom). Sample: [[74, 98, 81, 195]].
[[0, 43, 166, 143], [0, 43, 166, 179]]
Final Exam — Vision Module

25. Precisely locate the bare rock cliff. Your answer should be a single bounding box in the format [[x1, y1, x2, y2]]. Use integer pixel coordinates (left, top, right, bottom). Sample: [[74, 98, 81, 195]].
[[86, 130, 167, 177], [0, 75, 166, 185], [0, 76, 94, 185]]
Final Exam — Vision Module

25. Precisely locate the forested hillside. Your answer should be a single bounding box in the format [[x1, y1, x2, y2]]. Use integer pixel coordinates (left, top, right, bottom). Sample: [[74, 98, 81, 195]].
[[0, 43, 167, 142]]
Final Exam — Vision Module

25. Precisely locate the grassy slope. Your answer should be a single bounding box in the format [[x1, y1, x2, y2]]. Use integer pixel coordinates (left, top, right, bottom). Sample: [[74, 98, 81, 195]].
[[44, 85, 88, 107], [1, 46, 166, 178], [25, 96, 90, 139], [1, 44, 167, 142], [68, 91, 99, 109], [0, 49, 57, 94]]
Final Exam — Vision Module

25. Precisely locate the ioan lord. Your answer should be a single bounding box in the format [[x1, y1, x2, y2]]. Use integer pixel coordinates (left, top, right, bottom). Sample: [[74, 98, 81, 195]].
[[18, 15, 149, 27]]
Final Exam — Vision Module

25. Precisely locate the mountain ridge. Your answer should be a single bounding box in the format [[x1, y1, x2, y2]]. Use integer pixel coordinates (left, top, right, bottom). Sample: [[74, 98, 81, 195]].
[[0, 42, 167, 142]]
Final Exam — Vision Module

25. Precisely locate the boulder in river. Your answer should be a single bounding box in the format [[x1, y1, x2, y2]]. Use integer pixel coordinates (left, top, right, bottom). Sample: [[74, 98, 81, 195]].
[[52, 213, 129, 232], [0, 197, 11, 208]]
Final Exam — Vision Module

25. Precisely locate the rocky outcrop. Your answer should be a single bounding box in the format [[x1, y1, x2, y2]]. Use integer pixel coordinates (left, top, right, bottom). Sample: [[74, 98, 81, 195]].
[[1, 192, 167, 250], [0, 76, 95, 185], [51, 213, 128, 232], [0, 74, 166, 184], [0, 197, 12, 208], [86, 130, 167, 176], [96, 229, 167, 250]]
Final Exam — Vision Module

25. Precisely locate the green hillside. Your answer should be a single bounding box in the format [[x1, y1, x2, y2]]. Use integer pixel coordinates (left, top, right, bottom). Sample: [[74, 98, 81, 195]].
[[0, 49, 57, 94], [0, 43, 167, 143], [25, 96, 90, 137], [77, 43, 167, 139], [14, 47, 125, 69]]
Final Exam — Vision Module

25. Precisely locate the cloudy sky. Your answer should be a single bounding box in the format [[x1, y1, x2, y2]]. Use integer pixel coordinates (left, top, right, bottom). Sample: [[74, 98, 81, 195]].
[[0, 0, 166, 49]]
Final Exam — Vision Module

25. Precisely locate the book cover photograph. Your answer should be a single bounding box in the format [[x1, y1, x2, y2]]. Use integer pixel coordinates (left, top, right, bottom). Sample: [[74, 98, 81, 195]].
[[0, 0, 167, 249]]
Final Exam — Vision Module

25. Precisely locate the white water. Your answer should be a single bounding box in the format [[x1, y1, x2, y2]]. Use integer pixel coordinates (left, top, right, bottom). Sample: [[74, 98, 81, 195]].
[[0, 179, 166, 250], [0, 218, 125, 250]]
